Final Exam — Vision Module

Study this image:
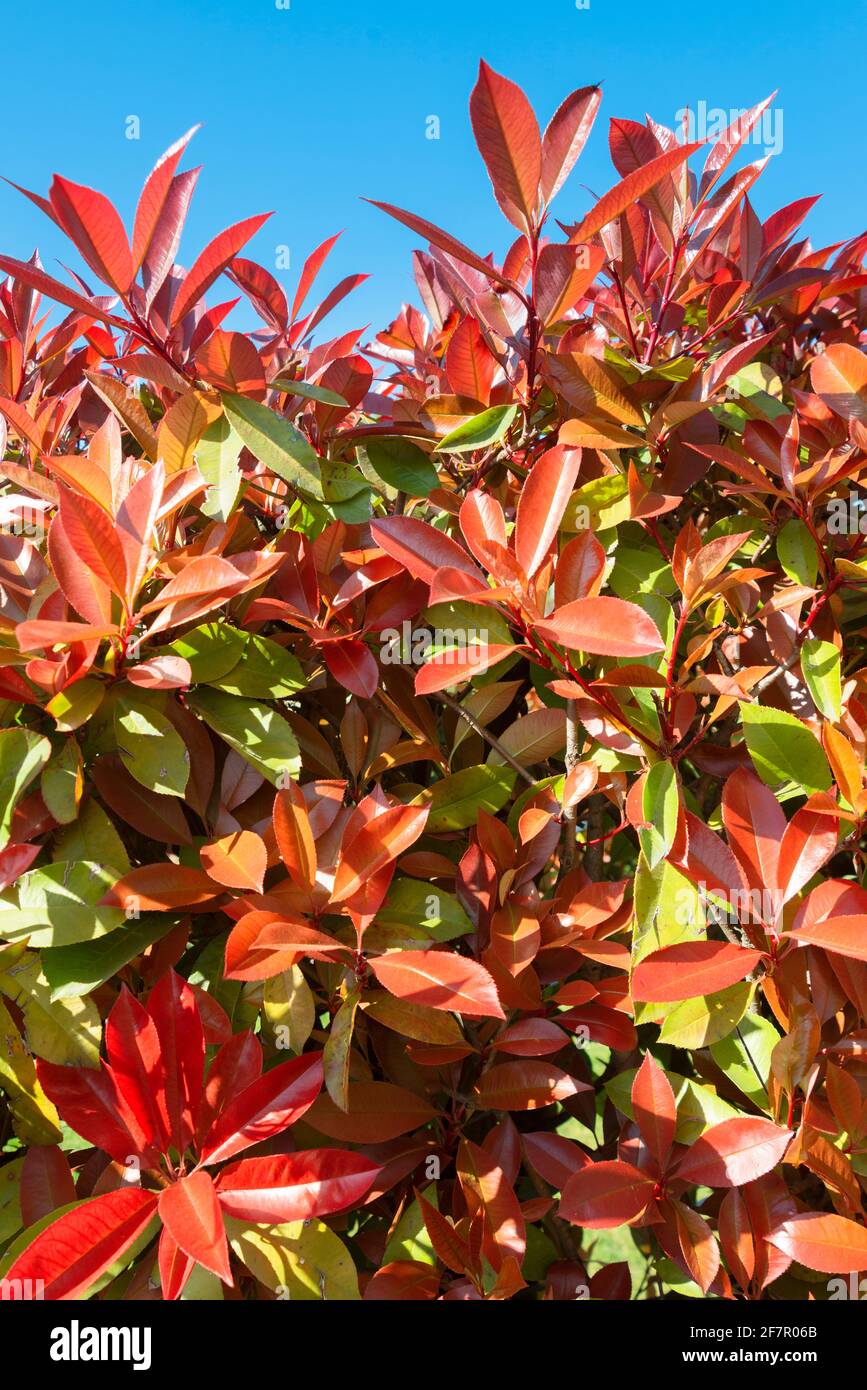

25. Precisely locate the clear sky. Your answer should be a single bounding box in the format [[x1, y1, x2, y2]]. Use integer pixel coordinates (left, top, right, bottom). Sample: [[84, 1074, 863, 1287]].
[[2, 0, 864, 341]]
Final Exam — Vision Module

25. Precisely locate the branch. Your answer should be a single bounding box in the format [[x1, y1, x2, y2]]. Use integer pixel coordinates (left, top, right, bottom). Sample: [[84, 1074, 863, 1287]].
[[434, 690, 537, 787]]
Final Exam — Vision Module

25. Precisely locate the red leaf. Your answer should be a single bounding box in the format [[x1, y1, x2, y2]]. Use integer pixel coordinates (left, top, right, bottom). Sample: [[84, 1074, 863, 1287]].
[[722, 767, 785, 894], [414, 644, 519, 695], [105, 986, 170, 1155], [669, 1198, 720, 1294], [767, 1212, 867, 1273], [0, 254, 129, 328], [273, 783, 318, 894], [20, 1146, 76, 1228], [534, 596, 664, 658], [322, 638, 379, 699], [559, 1160, 656, 1229], [371, 515, 483, 586], [565, 142, 703, 243], [445, 316, 497, 404], [674, 1118, 792, 1188], [0, 1189, 157, 1301], [370, 949, 505, 1019], [147, 970, 205, 1157], [332, 804, 430, 903], [200, 1051, 323, 1165], [631, 1053, 676, 1172], [416, 1190, 471, 1273], [474, 1060, 588, 1110], [787, 914, 867, 962], [49, 176, 133, 294], [540, 85, 602, 204], [469, 60, 542, 231], [100, 865, 221, 912], [126, 655, 192, 690], [214, 1149, 380, 1223], [776, 800, 839, 906], [170, 212, 273, 328], [141, 166, 200, 310], [158, 1227, 196, 1301], [200, 830, 267, 893], [289, 231, 341, 323], [16, 618, 118, 651], [37, 1058, 155, 1166], [457, 1137, 526, 1269], [196, 1030, 262, 1144], [364, 1259, 441, 1300], [515, 444, 582, 579], [304, 1082, 438, 1143], [223, 911, 348, 982], [494, 1018, 570, 1057], [365, 200, 511, 289], [534, 243, 605, 326], [132, 126, 200, 274], [632, 941, 764, 1002], [522, 1132, 591, 1189], [158, 1170, 231, 1283]]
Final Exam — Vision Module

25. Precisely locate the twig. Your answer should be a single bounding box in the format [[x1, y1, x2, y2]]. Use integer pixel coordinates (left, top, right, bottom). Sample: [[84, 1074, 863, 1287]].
[[559, 699, 581, 878], [433, 690, 536, 787]]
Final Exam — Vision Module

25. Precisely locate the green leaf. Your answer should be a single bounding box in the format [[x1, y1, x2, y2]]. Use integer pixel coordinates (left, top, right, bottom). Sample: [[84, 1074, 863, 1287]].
[[40, 740, 82, 824], [196, 414, 242, 521], [210, 631, 305, 699], [0, 998, 62, 1143], [639, 761, 679, 869], [658, 982, 754, 1049], [227, 1217, 360, 1300], [52, 798, 130, 874], [263, 967, 315, 1054], [423, 600, 514, 655], [741, 704, 832, 793], [563, 474, 629, 531], [0, 952, 101, 1066], [383, 1186, 438, 1266], [166, 621, 247, 683], [421, 766, 517, 831], [777, 518, 819, 587], [189, 688, 300, 785], [0, 861, 126, 948], [269, 379, 349, 407], [320, 459, 372, 520], [361, 437, 439, 495], [0, 730, 51, 850], [46, 678, 105, 733], [800, 638, 842, 721], [114, 698, 189, 797], [41, 915, 172, 1000], [0, 1156, 23, 1242], [223, 393, 323, 499], [375, 878, 473, 942], [608, 543, 675, 599], [323, 987, 360, 1112], [710, 1014, 780, 1111], [435, 404, 517, 453], [606, 1067, 738, 1144]]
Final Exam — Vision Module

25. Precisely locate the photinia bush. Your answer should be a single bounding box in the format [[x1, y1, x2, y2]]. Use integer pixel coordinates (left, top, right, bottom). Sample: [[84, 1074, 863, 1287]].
[[0, 60, 866, 1303]]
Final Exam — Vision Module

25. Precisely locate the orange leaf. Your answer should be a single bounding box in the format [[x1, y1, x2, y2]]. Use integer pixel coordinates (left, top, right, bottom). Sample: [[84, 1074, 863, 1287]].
[[201, 830, 268, 893]]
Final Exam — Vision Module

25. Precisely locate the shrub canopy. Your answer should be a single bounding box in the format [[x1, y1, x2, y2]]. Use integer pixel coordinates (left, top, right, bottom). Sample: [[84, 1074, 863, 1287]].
[[0, 62, 866, 1302]]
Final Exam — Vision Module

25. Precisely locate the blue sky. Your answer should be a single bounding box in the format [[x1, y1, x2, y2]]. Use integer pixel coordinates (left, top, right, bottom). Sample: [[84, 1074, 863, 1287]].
[[2, 0, 864, 342]]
